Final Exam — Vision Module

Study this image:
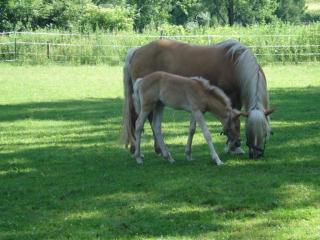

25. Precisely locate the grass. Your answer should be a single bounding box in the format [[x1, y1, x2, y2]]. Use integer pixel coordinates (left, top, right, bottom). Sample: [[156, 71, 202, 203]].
[[1, 22, 319, 65], [0, 64, 320, 239]]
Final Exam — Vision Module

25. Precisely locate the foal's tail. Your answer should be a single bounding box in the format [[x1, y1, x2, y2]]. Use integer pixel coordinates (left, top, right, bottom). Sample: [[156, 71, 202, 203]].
[[121, 47, 138, 150], [132, 78, 142, 115]]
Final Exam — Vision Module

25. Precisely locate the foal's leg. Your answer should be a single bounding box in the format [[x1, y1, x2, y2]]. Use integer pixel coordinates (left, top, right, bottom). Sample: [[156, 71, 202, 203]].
[[152, 104, 175, 164], [193, 111, 223, 166], [185, 115, 196, 161], [148, 112, 162, 156], [134, 110, 150, 164]]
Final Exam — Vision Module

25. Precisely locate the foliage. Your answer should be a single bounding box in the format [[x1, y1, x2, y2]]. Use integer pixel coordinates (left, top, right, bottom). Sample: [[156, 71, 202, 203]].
[[0, 0, 315, 32], [126, 0, 172, 32], [275, 0, 307, 23], [80, 3, 134, 32], [0, 64, 320, 239]]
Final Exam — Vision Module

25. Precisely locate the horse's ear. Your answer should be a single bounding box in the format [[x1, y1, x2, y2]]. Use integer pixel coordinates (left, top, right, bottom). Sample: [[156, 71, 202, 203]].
[[265, 108, 275, 116]]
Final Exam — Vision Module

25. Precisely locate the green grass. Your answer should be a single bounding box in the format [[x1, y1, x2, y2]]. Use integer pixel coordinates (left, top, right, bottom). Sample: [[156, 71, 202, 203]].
[[1, 22, 320, 65], [0, 64, 320, 239]]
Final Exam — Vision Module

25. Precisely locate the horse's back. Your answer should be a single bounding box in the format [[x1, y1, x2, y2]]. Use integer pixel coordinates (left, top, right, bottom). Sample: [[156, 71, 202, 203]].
[[130, 39, 226, 80]]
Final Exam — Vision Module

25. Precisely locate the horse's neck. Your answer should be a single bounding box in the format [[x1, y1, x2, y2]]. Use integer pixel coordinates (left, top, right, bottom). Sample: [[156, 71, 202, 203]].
[[242, 70, 267, 112]]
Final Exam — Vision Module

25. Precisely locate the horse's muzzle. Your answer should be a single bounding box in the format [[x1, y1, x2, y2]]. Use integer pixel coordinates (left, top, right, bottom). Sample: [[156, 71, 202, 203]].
[[249, 148, 264, 159]]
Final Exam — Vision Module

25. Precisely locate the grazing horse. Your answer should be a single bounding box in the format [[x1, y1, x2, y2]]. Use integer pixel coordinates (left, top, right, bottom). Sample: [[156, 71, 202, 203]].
[[122, 39, 274, 159], [132, 71, 245, 165]]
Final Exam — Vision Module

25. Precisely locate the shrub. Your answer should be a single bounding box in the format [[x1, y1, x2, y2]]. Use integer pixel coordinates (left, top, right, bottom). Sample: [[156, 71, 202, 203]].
[[80, 4, 134, 32]]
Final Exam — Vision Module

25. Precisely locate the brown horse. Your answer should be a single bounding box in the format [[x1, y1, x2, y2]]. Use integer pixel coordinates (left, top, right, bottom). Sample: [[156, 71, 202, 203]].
[[122, 39, 274, 159], [133, 71, 244, 165]]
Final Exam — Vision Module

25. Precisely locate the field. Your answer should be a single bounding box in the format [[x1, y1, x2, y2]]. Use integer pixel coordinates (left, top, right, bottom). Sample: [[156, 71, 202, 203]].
[[1, 23, 320, 65], [0, 64, 320, 239]]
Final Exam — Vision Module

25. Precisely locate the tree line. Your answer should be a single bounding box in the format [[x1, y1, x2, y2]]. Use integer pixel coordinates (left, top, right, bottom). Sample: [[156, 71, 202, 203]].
[[0, 0, 316, 33]]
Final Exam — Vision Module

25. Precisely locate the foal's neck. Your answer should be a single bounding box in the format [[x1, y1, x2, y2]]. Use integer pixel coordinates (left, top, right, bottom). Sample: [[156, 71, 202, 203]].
[[207, 97, 230, 123]]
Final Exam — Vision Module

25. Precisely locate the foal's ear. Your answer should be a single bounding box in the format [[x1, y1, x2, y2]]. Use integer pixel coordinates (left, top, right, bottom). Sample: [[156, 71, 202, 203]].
[[232, 109, 249, 118], [265, 108, 275, 116]]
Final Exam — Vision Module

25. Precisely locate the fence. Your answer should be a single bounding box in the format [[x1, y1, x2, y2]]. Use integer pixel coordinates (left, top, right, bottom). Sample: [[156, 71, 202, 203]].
[[1, 31, 320, 65]]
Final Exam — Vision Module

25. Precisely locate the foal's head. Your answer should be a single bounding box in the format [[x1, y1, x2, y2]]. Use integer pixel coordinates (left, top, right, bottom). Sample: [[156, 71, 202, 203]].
[[221, 109, 243, 151]]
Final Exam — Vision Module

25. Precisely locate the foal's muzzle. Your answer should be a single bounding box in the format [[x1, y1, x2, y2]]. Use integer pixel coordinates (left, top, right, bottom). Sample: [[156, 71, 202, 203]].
[[234, 139, 241, 148]]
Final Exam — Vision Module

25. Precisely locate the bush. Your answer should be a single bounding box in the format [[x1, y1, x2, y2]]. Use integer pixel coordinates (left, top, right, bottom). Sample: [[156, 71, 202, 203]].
[[80, 4, 134, 32], [302, 11, 320, 22]]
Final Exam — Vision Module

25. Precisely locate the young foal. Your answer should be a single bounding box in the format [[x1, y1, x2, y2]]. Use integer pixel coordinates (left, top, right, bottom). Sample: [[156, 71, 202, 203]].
[[132, 71, 243, 166]]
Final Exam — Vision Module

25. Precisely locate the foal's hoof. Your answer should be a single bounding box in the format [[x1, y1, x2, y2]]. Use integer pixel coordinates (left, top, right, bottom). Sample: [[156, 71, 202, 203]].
[[212, 157, 224, 166], [165, 156, 175, 164], [185, 155, 195, 161], [216, 161, 224, 166], [167, 158, 175, 164]]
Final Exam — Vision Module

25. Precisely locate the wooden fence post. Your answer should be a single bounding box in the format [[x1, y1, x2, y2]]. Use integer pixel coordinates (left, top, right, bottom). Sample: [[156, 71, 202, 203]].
[[14, 38, 17, 60], [47, 41, 50, 59], [160, 30, 164, 39]]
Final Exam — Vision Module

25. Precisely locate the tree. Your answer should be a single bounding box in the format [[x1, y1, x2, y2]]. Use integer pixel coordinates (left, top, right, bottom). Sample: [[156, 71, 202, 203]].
[[202, 0, 278, 26], [169, 0, 203, 26], [127, 0, 172, 32], [276, 0, 306, 23]]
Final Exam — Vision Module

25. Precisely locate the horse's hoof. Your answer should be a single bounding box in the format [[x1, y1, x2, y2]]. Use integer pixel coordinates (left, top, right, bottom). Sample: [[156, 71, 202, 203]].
[[169, 159, 176, 164], [136, 157, 144, 165], [230, 147, 245, 155]]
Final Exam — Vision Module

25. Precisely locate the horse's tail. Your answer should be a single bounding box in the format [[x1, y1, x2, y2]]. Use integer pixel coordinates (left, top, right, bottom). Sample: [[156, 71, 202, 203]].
[[121, 47, 138, 150]]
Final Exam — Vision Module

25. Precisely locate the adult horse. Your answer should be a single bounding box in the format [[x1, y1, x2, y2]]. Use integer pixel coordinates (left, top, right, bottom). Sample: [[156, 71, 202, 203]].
[[122, 39, 274, 158]]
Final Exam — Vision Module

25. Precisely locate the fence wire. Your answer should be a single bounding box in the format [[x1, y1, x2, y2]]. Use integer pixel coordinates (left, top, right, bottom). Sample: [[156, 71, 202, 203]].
[[1, 31, 319, 65]]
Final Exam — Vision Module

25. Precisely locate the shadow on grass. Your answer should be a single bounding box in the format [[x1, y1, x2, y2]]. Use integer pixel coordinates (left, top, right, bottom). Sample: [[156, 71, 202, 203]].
[[0, 86, 320, 239], [0, 98, 121, 124]]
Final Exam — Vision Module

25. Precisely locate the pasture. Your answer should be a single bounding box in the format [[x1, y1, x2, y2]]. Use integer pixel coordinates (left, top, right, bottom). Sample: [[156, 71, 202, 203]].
[[0, 64, 320, 239]]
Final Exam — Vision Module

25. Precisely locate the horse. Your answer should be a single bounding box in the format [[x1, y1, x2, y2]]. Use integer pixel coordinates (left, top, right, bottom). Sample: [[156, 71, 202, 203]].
[[132, 71, 246, 165], [122, 39, 274, 159]]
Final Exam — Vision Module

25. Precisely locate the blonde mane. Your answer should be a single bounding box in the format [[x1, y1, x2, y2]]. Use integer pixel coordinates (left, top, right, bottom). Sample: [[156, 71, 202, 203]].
[[190, 76, 231, 107], [218, 39, 269, 111]]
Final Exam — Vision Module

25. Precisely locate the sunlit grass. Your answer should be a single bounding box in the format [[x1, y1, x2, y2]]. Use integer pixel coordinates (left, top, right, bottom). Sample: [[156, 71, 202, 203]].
[[0, 64, 319, 239]]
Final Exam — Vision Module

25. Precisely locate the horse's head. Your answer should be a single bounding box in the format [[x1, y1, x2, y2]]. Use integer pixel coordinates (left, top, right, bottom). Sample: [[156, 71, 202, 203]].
[[245, 108, 274, 159]]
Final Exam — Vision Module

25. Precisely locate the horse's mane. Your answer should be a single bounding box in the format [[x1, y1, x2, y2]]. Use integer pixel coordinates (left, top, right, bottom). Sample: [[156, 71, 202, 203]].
[[217, 39, 268, 111], [190, 76, 231, 107]]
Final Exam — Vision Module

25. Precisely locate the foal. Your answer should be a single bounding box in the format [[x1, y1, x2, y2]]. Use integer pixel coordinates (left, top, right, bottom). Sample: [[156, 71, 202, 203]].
[[132, 71, 244, 165]]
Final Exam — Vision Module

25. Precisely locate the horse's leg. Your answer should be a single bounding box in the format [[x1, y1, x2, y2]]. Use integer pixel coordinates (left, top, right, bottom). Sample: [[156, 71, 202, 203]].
[[129, 108, 137, 154], [148, 112, 162, 156], [152, 104, 175, 164], [185, 114, 196, 161], [134, 110, 149, 164], [193, 111, 223, 166]]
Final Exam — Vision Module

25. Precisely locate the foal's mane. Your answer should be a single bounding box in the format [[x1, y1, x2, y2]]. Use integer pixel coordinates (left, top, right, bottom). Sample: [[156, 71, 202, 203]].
[[190, 76, 231, 107], [217, 39, 269, 111]]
